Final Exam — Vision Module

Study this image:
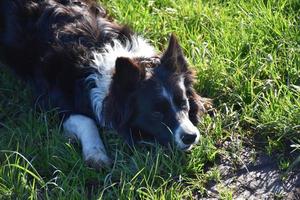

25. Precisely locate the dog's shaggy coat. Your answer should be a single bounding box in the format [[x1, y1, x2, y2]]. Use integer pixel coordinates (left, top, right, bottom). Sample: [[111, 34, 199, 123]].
[[0, 0, 210, 167]]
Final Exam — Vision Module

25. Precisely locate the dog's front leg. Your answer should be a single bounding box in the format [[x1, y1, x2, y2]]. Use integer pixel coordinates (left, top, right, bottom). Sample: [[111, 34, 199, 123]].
[[63, 114, 112, 169]]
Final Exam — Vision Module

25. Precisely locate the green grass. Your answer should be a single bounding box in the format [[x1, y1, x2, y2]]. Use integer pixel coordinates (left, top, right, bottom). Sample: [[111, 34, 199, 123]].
[[0, 0, 299, 199]]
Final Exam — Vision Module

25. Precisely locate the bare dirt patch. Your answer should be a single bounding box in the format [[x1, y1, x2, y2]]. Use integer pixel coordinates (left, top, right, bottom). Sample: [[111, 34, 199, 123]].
[[202, 141, 300, 199]]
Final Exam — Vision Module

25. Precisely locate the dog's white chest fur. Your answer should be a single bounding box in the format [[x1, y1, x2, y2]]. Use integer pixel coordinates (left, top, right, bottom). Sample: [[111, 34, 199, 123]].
[[86, 36, 156, 126]]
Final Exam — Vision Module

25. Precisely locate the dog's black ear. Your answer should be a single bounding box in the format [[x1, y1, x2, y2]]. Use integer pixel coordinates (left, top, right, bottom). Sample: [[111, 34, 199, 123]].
[[114, 57, 144, 91], [161, 34, 188, 73]]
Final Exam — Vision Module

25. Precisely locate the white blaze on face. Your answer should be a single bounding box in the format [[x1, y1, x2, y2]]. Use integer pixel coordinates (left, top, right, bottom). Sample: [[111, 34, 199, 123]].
[[174, 111, 200, 150], [162, 76, 200, 150]]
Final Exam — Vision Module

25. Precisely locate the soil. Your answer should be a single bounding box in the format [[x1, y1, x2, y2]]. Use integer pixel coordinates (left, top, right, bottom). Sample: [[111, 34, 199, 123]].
[[201, 141, 300, 200]]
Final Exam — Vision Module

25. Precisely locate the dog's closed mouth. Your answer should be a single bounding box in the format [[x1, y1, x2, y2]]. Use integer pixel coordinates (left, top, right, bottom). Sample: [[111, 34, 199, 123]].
[[131, 128, 155, 143], [181, 145, 194, 152]]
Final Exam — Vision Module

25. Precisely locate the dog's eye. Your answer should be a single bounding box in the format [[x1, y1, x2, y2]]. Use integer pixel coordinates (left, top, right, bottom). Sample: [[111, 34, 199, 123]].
[[152, 112, 163, 121], [155, 99, 170, 112]]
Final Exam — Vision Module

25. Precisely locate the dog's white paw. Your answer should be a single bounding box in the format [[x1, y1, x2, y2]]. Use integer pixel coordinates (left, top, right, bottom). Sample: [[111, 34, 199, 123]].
[[63, 115, 112, 169], [83, 147, 112, 169]]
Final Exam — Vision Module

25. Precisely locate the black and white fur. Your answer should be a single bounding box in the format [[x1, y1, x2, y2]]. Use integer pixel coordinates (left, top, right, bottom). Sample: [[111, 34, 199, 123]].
[[0, 0, 210, 168]]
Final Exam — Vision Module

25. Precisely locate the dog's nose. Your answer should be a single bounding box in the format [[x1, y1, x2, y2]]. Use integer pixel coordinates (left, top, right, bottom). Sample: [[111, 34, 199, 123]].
[[181, 133, 197, 145]]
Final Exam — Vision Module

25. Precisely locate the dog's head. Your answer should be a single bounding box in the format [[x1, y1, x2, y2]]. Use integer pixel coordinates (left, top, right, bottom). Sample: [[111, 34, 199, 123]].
[[107, 34, 208, 150]]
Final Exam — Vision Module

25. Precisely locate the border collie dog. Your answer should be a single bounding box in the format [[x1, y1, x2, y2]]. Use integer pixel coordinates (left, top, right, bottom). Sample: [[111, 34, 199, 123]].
[[0, 0, 210, 168]]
